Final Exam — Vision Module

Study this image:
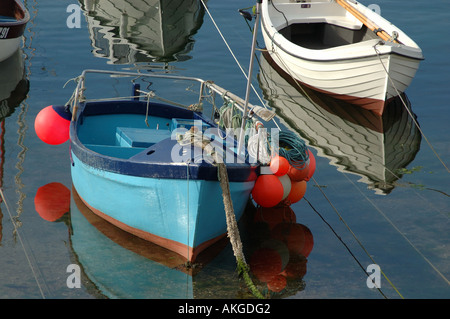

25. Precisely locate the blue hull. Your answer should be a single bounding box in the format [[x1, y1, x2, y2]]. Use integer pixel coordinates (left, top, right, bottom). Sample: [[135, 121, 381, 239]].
[[70, 99, 257, 261], [71, 152, 254, 260]]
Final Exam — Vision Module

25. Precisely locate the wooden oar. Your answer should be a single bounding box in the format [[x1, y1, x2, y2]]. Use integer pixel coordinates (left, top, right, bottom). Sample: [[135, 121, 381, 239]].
[[335, 0, 399, 43]]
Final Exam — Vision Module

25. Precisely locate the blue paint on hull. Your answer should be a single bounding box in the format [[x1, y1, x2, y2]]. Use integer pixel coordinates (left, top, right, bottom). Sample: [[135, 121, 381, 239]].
[[69, 99, 257, 260], [71, 152, 253, 255]]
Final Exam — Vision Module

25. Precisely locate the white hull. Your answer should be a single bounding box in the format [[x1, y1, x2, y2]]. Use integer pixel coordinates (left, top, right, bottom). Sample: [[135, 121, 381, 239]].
[[0, 38, 21, 62], [261, 0, 423, 115], [258, 52, 421, 194]]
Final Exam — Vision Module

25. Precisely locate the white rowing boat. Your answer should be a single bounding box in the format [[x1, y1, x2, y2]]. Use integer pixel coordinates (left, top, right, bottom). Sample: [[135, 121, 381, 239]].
[[260, 0, 424, 115]]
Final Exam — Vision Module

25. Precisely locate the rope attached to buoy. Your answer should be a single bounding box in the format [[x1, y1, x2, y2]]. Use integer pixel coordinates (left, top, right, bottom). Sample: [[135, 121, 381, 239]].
[[269, 130, 309, 169]]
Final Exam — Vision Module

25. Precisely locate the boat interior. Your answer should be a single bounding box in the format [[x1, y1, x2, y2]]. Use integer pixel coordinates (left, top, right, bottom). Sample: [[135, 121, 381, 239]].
[[77, 100, 210, 159], [0, 1, 24, 22], [268, 1, 380, 49], [279, 22, 379, 49]]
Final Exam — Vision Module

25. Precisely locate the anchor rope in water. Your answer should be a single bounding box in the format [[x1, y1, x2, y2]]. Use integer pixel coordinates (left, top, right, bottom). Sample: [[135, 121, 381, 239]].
[[303, 194, 389, 299], [373, 44, 449, 173], [340, 172, 450, 287], [177, 128, 265, 299], [199, 0, 281, 132], [307, 177, 403, 299], [205, 1, 391, 297], [0, 188, 47, 299], [258, 13, 412, 298], [262, 39, 450, 296]]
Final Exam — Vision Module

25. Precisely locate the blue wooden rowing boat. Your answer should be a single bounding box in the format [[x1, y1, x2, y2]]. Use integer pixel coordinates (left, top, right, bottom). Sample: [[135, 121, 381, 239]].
[[43, 70, 268, 262]]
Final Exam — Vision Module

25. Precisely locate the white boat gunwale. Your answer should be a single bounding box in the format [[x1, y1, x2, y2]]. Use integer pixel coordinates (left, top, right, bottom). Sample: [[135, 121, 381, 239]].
[[261, 0, 424, 62]]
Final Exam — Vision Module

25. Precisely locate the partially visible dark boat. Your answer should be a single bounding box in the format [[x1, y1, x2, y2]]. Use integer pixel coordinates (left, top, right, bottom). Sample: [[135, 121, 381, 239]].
[[0, 0, 30, 62]]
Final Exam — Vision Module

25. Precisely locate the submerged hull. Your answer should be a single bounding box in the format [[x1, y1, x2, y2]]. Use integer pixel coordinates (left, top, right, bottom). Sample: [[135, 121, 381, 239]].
[[0, 1, 30, 62], [261, 0, 423, 115], [70, 99, 257, 262]]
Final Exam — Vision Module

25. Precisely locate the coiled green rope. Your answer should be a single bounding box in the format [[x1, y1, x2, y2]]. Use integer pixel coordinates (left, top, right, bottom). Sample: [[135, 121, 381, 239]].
[[269, 130, 309, 169]]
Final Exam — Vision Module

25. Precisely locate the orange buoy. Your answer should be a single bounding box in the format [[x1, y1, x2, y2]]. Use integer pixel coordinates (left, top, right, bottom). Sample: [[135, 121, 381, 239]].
[[35, 105, 71, 145], [287, 159, 310, 182], [285, 180, 307, 204], [304, 149, 316, 181], [34, 182, 70, 221], [269, 155, 290, 176], [252, 174, 284, 208]]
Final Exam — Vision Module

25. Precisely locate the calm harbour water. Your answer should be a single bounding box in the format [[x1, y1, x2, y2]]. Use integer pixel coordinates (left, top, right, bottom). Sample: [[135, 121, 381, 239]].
[[0, 0, 448, 299]]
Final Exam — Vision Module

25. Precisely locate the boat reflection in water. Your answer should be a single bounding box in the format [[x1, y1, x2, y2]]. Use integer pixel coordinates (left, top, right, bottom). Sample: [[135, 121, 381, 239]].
[[258, 52, 422, 195], [243, 203, 313, 297], [0, 48, 29, 243], [79, 0, 205, 64], [33, 183, 314, 298], [0, 49, 29, 120]]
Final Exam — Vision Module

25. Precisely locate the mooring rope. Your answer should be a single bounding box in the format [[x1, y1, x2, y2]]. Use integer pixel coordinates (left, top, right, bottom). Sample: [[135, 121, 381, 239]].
[[303, 194, 390, 299], [307, 177, 403, 299], [259, 15, 411, 298], [216, 162, 265, 299], [340, 172, 450, 287], [373, 43, 449, 173], [199, 0, 281, 132], [177, 128, 265, 298], [0, 188, 47, 299], [264, 45, 450, 297]]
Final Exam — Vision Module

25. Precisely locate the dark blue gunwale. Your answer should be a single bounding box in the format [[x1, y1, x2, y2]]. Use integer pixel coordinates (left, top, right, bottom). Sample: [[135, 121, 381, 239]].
[[69, 100, 258, 182]]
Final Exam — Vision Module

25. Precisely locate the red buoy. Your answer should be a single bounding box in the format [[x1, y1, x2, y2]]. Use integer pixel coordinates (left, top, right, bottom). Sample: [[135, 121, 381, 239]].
[[287, 159, 310, 182], [35, 105, 71, 145], [252, 175, 284, 208], [269, 155, 290, 176], [34, 182, 70, 221]]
